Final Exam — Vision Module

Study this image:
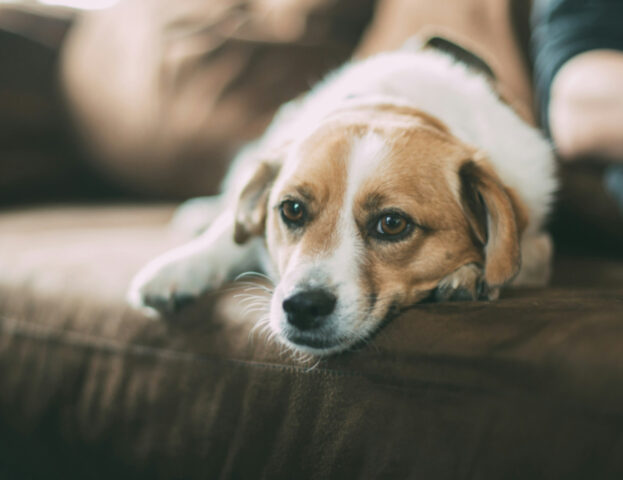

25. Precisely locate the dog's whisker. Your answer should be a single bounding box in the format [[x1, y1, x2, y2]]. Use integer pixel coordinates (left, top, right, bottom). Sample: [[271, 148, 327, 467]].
[[233, 283, 273, 295], [243, 308, 270, 318], [241, 301, 268, 310], [248, 314, 271, 342], [237, 296, 266, 308], [242, 304, 270, 316], [235, 279, 273, 288], [240, 303, 267, 315], [234, 271, 275, 284]]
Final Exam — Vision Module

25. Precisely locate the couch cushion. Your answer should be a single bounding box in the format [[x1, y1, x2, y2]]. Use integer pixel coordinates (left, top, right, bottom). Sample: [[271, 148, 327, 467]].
[[1, 204, 623, 479]]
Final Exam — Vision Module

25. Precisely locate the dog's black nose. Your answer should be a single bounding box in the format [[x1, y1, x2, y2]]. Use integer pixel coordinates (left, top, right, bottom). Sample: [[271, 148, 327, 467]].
[[282, 289, 337, 330]]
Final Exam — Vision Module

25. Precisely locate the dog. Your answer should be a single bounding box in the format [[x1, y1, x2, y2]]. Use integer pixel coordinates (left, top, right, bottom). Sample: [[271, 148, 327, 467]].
[[128, 38, 556, 356]]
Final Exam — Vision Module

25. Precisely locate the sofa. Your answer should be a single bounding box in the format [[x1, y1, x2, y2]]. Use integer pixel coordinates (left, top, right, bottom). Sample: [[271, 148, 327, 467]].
[[1, 1, 623, 479]]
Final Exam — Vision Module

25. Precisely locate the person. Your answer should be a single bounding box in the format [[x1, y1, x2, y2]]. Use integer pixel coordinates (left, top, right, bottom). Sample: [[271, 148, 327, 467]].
[[60, 0, 374, 199], [532, 0, 623, 213], [9, 0, 621, 230]]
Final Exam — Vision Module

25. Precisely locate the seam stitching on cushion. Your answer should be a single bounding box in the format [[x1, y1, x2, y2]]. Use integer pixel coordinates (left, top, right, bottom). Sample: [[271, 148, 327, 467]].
[[0, 315, 490, 394]]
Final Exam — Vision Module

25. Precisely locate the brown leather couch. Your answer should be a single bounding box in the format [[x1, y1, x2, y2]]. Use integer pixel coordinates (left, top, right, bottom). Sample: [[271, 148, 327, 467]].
[[1, 2, 623, 479]]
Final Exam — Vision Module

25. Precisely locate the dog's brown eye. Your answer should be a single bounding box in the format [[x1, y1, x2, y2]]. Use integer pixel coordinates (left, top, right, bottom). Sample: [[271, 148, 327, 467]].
[[377, 214, 407, 235], [372, 212, 413, 241], [280, 200, 305, 226]]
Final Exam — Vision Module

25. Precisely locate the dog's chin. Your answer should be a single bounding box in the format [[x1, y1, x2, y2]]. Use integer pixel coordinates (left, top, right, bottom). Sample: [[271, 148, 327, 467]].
[[273, 317, 383, 357], [278, 331, 353, 356], [269, 319, 360, 356], [279, 335, 353, 356]]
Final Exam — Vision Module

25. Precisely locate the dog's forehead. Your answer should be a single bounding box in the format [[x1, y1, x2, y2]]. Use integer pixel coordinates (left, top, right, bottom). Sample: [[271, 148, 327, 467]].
[[275, 114, 471, 208]]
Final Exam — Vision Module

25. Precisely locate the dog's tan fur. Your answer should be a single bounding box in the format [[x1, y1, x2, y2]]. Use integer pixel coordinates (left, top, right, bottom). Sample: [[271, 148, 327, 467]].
[[237, 104, 527, 334]]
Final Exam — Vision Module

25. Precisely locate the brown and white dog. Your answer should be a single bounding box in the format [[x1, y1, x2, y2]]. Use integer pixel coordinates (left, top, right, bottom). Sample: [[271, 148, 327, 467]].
[[128, 40, 556, 355]]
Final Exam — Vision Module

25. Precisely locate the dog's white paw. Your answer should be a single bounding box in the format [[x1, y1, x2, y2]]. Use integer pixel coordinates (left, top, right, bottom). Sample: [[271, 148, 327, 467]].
[[127, 253, 227, 316], [435, 263, 487, 301]]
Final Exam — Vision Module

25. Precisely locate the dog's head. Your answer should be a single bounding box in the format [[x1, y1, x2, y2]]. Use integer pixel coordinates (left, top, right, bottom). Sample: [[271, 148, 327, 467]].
[[234, 104, 526, 355]]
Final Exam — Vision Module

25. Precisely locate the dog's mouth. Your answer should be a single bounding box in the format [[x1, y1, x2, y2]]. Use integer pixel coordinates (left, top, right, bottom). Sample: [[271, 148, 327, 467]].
[[282, 330, 344, 350]]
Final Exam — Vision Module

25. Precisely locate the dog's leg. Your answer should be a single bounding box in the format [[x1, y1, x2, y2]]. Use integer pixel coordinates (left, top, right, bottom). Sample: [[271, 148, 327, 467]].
[[512, 232, 553, 287], [169, 195, 225, 237], [433, 233, 552, 303], [127, 210, 263, 316], [434, 263, 499, 301]]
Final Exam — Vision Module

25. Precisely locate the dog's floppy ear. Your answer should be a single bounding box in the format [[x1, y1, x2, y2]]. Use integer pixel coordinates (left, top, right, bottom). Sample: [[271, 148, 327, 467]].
[[234, 161, 281, 245], [459, 155, 527, 290]]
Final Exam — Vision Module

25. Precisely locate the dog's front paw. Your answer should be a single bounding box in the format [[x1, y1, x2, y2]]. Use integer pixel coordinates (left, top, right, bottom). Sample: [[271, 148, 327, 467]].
[[127, 265, 197, 317], [127, 256, 225, 316], [435, 263, 492, 301]]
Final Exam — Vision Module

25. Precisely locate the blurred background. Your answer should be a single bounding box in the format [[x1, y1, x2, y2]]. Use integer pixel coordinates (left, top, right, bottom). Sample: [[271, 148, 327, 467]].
[[0, 0, 374, 204], [1, 0, 622, 251]]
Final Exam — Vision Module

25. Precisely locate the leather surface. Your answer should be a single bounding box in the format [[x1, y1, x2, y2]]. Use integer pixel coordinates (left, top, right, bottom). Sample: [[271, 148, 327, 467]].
[[1, 204, 622, 479]]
